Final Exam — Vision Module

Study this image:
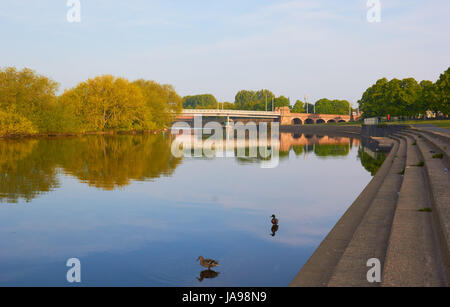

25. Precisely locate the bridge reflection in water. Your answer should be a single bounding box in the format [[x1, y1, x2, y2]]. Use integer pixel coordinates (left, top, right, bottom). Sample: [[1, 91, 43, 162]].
[[0, 133, 384, 204], [172, 129, 361, 160]]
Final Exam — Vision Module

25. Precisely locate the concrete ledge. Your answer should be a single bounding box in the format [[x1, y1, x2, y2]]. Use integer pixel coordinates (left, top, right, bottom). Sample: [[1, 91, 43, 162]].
[[290, 137, 400, 287], [382, 133, 445, 286], [327, 136, 406, 286]]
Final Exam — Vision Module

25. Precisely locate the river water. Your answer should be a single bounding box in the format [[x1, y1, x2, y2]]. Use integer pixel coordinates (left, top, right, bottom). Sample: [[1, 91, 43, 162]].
[[0, 132, 385, 286]]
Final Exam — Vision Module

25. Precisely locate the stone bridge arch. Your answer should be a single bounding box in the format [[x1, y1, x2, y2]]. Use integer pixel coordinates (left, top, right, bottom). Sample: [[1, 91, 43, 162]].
[[292, 118, 302, 125]]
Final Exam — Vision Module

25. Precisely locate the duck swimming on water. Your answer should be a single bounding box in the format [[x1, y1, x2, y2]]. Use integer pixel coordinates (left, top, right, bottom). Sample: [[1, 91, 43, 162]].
[[271, 214, 279, 225]]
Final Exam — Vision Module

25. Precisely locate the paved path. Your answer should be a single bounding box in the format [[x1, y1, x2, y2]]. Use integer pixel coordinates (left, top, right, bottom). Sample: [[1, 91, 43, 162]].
[[411, 124, 450, 135]]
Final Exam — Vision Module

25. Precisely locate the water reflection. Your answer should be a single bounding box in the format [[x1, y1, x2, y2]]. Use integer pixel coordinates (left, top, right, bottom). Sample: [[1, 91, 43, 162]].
[[0, 135, 181, 203], [0, 133, 384, 204], [271, 225, 279, 237], [357, 140, 388, 176], [0, 139, 60, 203], [197, 270, 220, 282], [0, 131, 386, 286]]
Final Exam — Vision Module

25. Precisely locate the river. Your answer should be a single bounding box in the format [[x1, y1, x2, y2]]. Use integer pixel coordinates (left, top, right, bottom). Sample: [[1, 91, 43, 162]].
[[0, 132, 385, 286]]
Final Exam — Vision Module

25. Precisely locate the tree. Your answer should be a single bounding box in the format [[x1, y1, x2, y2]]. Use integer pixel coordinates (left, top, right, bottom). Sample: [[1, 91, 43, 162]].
[[357, 73, 448, 118], [220, 102, 236, 110], [315, 98, 350, 115], [291, 100, 305, 113], [435, 67, 450, 116], [234, 89, 275, 110], [418, 80, 438, 115], [0, 106, 36, 136], [358, 78, 389, 118], [183, 94, 218, 109], [60, 75, 151, 132], [358, 77, 421, 118], [273, 96, 290, 109], [0, 67, 59, 132], [133, 79, 182, 128]]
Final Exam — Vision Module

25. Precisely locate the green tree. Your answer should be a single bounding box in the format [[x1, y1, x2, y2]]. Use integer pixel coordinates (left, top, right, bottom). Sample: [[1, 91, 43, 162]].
[[273, 96, 290, 109], [315, 98, 350, 115], [59, 75, 151, 132], [291, 100, 305, 113], [0, 106, 37, 136], [358, 78, 389, 118], [133, 79, 182, 128], [234, 89, 275, 110], [418, 80, 438, 115], [220, 102, 236, 110], [183, 94, 218, 109], [0, 67, 59, 132], [435, 67, 449, 116]]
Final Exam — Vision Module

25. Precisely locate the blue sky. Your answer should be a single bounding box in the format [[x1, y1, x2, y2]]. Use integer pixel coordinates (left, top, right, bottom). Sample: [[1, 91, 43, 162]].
[[1, 0, 449, 106]]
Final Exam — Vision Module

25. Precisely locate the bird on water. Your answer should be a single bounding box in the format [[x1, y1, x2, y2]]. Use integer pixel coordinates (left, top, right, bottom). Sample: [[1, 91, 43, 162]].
[[197, 256, 219, 270], [271, 214, 279, 225]]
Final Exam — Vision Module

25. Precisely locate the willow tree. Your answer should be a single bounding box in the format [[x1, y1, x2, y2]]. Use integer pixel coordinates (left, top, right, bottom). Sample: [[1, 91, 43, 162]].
[[134, 79, 182, 128], [0, 106, 36, 136], [0, 67, 59, 133], [60, 75, 152, 132]]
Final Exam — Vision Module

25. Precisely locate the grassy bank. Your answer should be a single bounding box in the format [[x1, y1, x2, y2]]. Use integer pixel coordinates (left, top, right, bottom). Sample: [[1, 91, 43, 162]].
[[383, 120, 450, 129]]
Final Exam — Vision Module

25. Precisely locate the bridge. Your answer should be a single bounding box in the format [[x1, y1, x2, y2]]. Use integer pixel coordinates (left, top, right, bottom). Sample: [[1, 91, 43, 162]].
[[177, 107, 351, 125]]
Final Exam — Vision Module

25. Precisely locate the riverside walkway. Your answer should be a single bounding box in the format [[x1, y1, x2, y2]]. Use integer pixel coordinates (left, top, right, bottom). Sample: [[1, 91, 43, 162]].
[[290, 127, 450, 287]]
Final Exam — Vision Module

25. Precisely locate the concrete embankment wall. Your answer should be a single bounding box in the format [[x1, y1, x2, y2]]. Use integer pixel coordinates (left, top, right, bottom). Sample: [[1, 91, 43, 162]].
[[289, 126, 450, 287], [280, 125, 361, 137]]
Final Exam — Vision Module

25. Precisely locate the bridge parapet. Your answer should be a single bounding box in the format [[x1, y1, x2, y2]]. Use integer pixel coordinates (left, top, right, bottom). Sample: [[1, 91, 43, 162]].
[[177, 108, 351, 125], [181, 109, 280, 116]]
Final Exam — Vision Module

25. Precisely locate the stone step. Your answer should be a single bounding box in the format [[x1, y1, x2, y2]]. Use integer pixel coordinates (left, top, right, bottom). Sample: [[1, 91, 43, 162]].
[[326, 137, 406, 286], [290, 137, 401, 286], [400, 130, 450, 283], [407, 129, 450, 165], [382, 132, 446, 286]]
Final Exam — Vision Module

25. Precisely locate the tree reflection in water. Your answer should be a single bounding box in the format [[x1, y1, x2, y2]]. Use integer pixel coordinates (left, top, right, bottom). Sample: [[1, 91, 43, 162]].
[[0, 133, 381, 204], [0, 134, 181, 203]]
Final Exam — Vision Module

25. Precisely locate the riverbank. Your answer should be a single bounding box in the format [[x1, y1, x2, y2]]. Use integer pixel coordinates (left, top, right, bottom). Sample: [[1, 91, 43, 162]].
[[0, 128, 170, 140], [290, 126, 450, 286]]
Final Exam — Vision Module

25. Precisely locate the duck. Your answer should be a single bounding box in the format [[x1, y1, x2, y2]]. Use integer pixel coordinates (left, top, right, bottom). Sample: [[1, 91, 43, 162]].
[[271, 214, 279, 225], [197, 256, 220, 270]]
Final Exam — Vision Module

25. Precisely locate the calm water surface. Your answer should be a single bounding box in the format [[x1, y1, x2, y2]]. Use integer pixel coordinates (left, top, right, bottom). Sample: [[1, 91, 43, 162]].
[[0, 133, 384, 286]]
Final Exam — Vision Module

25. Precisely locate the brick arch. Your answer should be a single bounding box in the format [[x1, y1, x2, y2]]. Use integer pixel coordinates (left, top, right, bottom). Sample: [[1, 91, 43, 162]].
[[304, 118, 315, 125], [292, 118, 302, 125], [316, 119, 325, 124], [327, 119, 336, 123]]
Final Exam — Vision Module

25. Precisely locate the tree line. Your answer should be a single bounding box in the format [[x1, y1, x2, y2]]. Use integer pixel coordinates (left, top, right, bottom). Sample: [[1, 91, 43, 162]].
[[358, 67, 449, 118], [0, 67, 182, 136], [183, 90, 351, 115], [182, 90, 290, 111]]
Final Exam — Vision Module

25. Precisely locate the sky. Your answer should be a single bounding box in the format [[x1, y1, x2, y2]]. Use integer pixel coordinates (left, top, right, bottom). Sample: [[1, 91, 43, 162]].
[[0, 0, 449, 107]]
